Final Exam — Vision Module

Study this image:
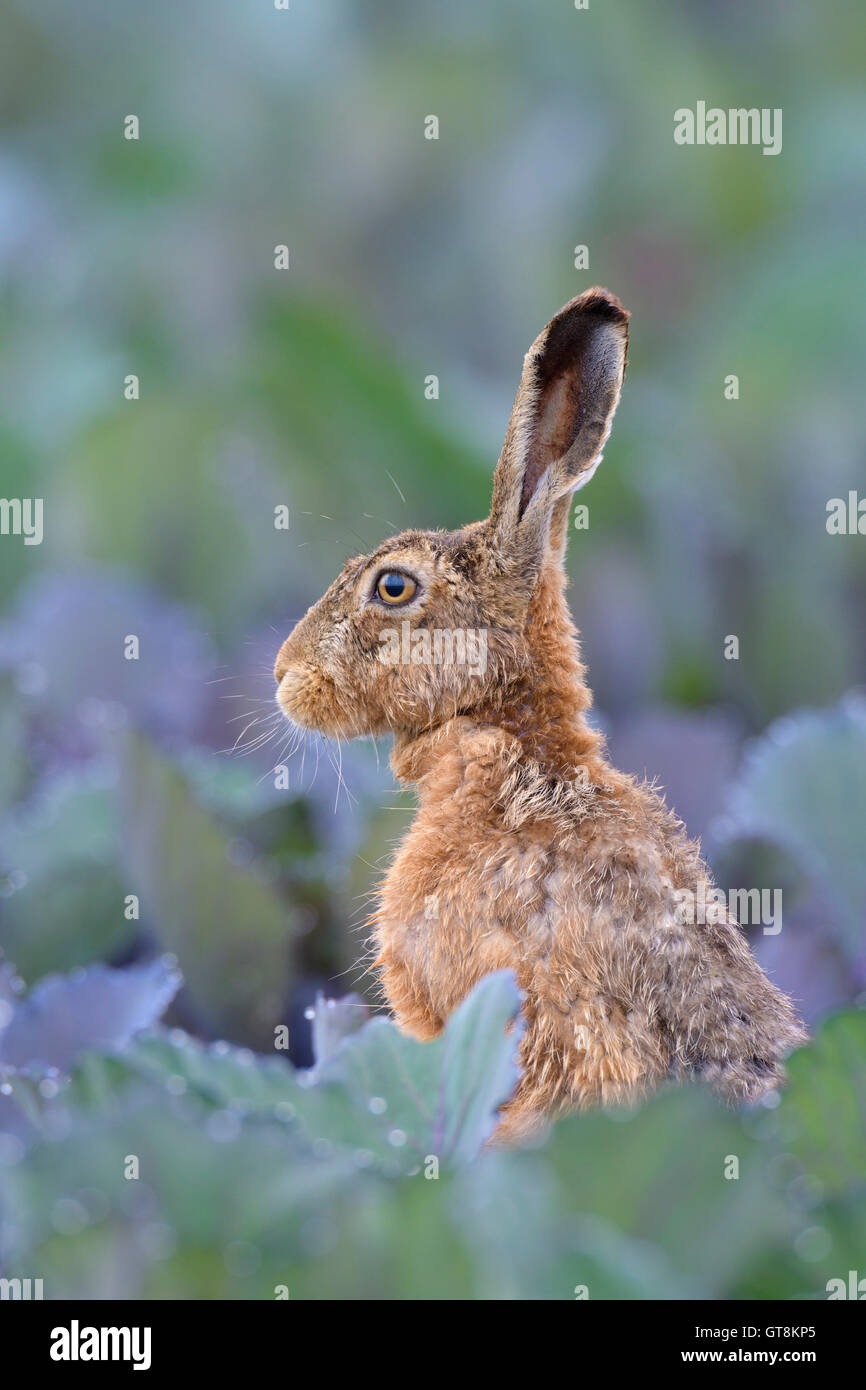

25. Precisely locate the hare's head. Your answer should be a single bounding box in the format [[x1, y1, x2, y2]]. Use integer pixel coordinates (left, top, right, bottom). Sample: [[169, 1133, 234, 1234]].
[[274, 288, 628, 740]]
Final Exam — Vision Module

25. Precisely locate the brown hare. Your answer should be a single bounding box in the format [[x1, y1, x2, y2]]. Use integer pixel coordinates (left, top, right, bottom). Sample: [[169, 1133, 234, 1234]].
[[274, 288, 806, 1141]]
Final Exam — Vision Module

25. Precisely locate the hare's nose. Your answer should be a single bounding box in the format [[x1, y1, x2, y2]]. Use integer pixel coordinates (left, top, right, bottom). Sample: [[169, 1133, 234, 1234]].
[[274, 639, 292, 685]]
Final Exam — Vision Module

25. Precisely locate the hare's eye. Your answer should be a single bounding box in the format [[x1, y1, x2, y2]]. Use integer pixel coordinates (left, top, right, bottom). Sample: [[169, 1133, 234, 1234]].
[[376, 571, 417, 605]]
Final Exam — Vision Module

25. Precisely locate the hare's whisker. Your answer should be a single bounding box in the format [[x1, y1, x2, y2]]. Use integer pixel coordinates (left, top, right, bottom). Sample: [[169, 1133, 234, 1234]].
[[384, 470, 406, 505]]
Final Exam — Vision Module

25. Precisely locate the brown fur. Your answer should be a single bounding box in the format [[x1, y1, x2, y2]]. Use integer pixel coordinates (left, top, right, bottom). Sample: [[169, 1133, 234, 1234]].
[[274, 288, 807, 1142]]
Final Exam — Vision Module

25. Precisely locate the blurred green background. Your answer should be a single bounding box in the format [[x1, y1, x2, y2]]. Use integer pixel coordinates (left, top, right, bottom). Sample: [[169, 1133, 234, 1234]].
[[0, 0, 864, 1299]]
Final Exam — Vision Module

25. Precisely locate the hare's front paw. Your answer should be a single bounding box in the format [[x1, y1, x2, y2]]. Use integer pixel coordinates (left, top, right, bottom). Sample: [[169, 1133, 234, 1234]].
[[374, 947, 443, 1040]]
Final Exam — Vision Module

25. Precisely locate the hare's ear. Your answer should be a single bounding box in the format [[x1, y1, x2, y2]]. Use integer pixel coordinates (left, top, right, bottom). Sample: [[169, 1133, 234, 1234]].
[[488, 288, 629, 562]]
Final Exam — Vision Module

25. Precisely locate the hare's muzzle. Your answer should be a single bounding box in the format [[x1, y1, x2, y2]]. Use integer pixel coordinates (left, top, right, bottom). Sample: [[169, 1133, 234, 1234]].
[[274, 658, 318, 729], [274, 635, 347, 734], [273, 638, 293, 687]]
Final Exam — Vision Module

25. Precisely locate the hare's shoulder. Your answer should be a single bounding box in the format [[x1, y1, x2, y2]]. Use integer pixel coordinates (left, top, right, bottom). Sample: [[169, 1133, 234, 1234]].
[[441, 724, 681, 849], [416, 722, 685, 847]]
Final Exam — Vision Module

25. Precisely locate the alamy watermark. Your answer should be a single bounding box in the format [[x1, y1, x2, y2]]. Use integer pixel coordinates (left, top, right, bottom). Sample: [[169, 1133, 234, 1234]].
[[827, 1270, 866, 1299], [674, 103, 782, 157], [826, 491, 866, 535], [379, 621, 488, 677], [0, 498, 43, 545], [674, 885, 782, 935], [0, 1276, 43, 1299], [50, 1321, 151, 1370]]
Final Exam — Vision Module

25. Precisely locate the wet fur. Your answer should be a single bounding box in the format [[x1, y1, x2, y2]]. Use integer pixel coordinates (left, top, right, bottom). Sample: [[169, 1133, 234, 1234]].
[[274, 288, 806, 1141]]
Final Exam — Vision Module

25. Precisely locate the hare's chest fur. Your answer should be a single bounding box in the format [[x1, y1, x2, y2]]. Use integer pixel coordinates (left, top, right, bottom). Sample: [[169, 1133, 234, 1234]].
[[375, 815, 567, 1035], [373, 724, 651, 1033]]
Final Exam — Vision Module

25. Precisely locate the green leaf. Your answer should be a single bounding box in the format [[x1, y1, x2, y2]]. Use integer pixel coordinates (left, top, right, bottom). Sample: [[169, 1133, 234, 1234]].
[[310, 992, 369, 1068], [542, 1087, 789, 1298], [250, 299, 490, 550], [6, 999, 866, 1300], [116, 732, 297, 1047], [0, 772, 133, 979], [52, 971, 522, 1174], [0, 957, 182, 1072], [53, 399, 278, 634], [771, 1009, 866, 1200], [315, 969, 523, 1167], [0, 679, 27, 814], [718, 696, 866, 958]]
